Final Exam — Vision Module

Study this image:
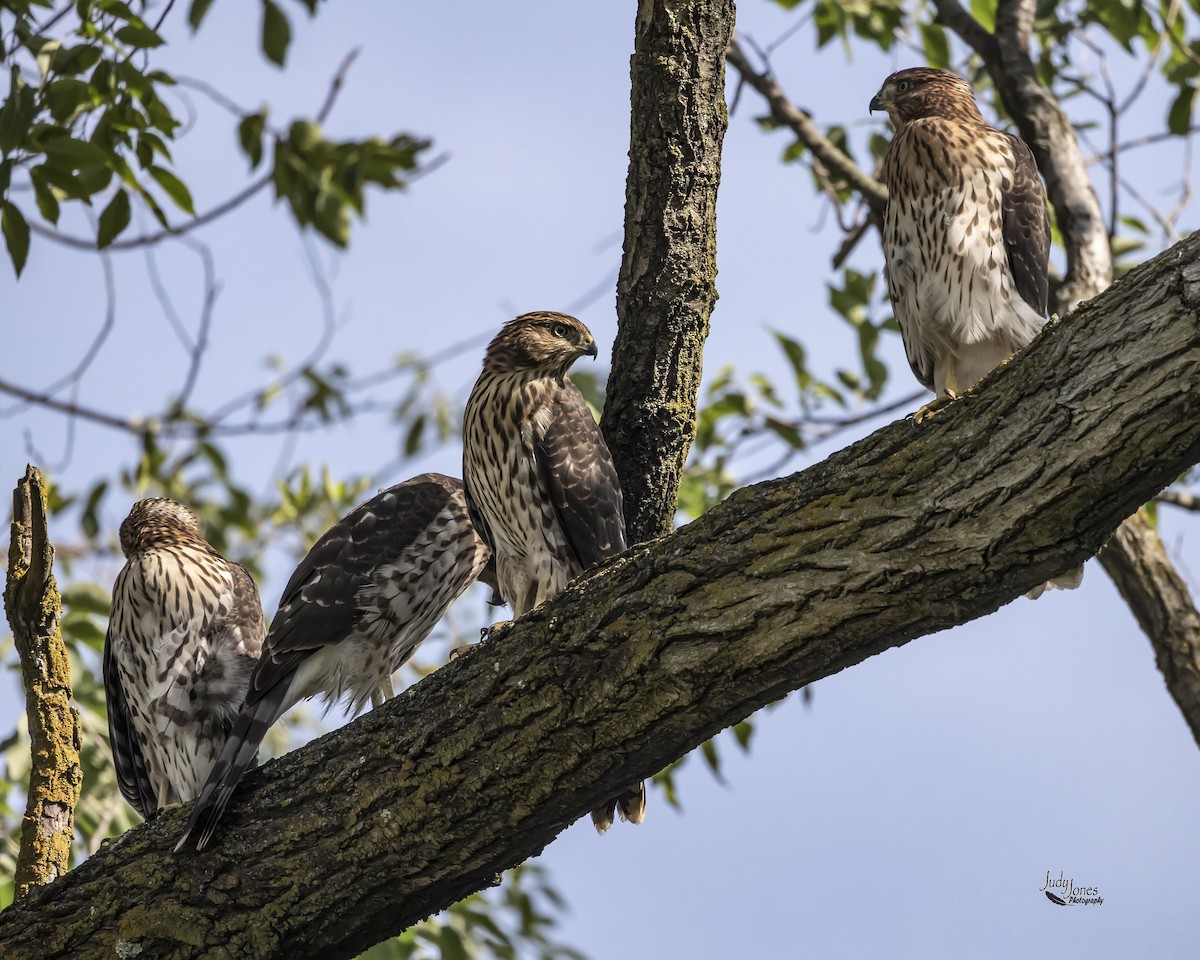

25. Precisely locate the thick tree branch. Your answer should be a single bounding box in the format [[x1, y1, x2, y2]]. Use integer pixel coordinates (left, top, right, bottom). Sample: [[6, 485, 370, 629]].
[[1, 229, 1197, 960], [1100, 514, 1200, 747], [1159, 489, 1200, 512], [602, 0, 733, 543], [3, 465, 82, 899], [725, 39, 888, 217]]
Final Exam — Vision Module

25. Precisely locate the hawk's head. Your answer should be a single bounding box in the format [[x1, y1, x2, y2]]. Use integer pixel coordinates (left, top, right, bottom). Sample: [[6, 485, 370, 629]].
[[482, 311, 599, 378], [120, 498, 205, 556], [869, 67, 983, 129]]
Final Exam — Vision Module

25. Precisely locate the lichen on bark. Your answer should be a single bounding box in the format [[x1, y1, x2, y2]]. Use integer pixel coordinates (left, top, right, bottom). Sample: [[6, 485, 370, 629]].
[[4, 464, 83, 900]]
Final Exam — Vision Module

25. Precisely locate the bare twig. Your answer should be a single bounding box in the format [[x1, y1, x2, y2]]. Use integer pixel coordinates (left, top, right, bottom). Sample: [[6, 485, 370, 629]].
[[145, 245, 197, 351], [1159, 490, 1200, 512], [174, 75, 253, 118], [0, 252, 117, 420], [0, 379, 145, 434], [29, 172, 273, 252], [725, 38, 888, 216], [3, 465, 83, 899], [173, 240, 219, 413]]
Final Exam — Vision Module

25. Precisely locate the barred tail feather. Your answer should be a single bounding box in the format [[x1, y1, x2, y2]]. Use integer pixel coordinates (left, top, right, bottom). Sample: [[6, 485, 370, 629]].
[[176, 685, 288, 852], [590, 781, 646, 835]]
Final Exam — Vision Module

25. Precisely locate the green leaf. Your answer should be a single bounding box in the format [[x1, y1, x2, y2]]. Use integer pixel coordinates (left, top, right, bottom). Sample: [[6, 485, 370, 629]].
[[74, 162, 113, 197], [261, 0, 291, 66], [920, 23, 950, 69], [96, 189, 130, 248], [238, 111, 266, 168], [62, 614, 105, 650], [970, 0, 997, 31], [29, 166, 60, 223], [772, 330, 810, 395], [404, 413, 426, 456], [96, 0, 139, 23], [0, 158, 9, 194], [114, 23, 165, 48], [45, 77, 95, 123], [700, 738, 724, 782], [52, 44, 103, 77], [1093, 0, 1141, 50], [148, 165, 195, 214], [41, 135, 112, 170], [1167, 84, 1196, 136], [288, 119, 321, 150], [187, 0, 216, 30], [1, 201, 31, 276], [62, 582, 110, 617], [36, 39, 61, 80], [0, 68, 37, 154]]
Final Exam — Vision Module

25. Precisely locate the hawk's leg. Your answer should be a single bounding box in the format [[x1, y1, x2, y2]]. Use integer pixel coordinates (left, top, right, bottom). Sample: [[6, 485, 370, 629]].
[[370, 676, 397, 710], [914, 356, 962, 425], [152, 770, 182, 814]]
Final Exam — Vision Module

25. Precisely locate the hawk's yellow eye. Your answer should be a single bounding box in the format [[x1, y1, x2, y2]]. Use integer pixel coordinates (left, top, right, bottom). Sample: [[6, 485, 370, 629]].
[[551, 323, 568, 338]]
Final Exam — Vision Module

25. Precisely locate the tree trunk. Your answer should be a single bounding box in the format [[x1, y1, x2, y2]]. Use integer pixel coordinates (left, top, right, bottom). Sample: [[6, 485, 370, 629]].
[[602, 0, 733, 544], [4, 465, 82, 900], [2, 230, 1197, 960]]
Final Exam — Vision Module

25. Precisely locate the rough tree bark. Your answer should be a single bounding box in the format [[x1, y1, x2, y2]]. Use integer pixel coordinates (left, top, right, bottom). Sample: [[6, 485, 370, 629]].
[[602, 0, 734, 544], [1, 233, 1197, 960], [3, 465, 83, 900]]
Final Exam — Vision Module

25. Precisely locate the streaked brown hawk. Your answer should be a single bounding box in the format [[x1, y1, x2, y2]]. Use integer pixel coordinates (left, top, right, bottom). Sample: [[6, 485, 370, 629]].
[[872, 67, 1083, 597], [462, 311, 644, 833], [104, 498, 265, 819], [178, 472, 493, 850]]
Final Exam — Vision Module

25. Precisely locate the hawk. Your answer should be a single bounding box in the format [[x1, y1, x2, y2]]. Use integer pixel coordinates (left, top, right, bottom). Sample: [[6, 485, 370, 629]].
[[178, 472, 494, 850], [104, 498, 265, 819], [872, 67, 1083, 597], [462, 311, 644, 833]]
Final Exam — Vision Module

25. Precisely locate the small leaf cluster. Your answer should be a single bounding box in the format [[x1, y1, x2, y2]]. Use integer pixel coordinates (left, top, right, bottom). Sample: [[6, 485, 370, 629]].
[[0, 0, 192, 271]]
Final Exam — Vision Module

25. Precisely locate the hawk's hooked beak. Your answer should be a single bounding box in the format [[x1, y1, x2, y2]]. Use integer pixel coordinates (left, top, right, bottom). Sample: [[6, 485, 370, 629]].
[[582, 339, 598, 360], [869, 92, 885, 113]]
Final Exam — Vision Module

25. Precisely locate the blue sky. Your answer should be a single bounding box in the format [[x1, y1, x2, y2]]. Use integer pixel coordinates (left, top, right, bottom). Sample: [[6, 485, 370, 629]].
[[3, 2, 1199, 957]]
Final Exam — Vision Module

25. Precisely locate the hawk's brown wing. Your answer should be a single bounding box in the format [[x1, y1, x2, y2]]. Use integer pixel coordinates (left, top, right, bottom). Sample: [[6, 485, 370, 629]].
[[248, 474, 457, 705], [1001, 133, 1051, 318], [535, 383, 627, 570], [102, 610, 157, 820]]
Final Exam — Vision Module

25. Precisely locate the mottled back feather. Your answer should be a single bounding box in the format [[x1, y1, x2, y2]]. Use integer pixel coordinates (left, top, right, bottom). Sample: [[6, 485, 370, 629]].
[[535, 387, 627, 570]]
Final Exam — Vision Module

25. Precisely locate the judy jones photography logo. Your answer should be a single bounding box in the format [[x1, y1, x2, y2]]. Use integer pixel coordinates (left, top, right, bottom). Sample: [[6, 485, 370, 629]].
[[1041, 870, 1104, 906]]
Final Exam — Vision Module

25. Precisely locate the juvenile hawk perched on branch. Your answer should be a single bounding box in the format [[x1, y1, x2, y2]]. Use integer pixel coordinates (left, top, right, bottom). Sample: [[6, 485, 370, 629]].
[[872, 67, 1083, 597], [463, 311, 644, 833], [104, 498, 265, 819], [177, 473, 494, 850]]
